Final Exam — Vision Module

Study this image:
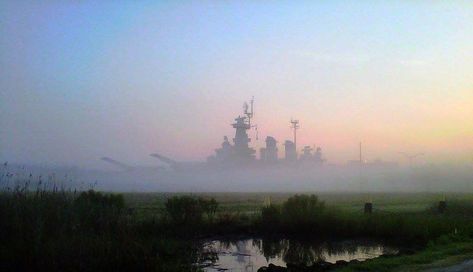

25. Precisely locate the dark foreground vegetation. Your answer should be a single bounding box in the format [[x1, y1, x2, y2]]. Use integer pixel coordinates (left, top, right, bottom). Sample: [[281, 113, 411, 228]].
[[2, 178, 473, 271], [0, 188, 215, 271], [260, 195, 473, 243]]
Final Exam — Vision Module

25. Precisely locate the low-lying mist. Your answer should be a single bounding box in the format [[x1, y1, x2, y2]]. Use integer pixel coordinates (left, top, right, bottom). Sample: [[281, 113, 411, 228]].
[[2, 162, 472, 193]]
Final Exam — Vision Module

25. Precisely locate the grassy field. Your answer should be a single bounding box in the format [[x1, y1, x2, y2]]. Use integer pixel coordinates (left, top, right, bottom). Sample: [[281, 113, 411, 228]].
[[337, 234, 473, 271], [123, 192, 473, 219]]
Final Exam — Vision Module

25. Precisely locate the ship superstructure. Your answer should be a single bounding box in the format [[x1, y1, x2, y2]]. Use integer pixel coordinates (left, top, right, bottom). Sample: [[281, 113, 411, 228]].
[[210, 98, 257, 166], [206, 98, 325, 168]]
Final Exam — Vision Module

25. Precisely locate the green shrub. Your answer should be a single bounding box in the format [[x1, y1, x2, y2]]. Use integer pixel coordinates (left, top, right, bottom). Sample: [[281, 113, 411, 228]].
[[164, 196, 220, 225], [217, 211, 240, 225], [259, 194, 327, 233], [281, 194, 325, 225], [73, 190, 125, 233], [199, 197, 218, 221], [261, 204, 281, 226], [165, 196, 204, 225]]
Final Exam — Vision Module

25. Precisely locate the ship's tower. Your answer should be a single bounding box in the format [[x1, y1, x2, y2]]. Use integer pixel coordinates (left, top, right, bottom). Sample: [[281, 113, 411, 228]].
[[232, 116, 256, 162]]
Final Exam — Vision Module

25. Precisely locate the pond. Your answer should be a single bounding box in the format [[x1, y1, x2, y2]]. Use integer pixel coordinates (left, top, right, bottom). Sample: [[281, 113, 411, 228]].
[[198, 238, 399, 271]]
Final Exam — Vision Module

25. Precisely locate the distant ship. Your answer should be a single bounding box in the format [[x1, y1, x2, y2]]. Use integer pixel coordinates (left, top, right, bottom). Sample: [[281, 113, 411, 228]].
[[3, 98, 403, 192], [150, 98, 325, 172]]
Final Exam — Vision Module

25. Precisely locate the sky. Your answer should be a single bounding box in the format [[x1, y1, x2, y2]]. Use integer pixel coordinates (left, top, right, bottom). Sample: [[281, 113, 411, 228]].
[[1, 1, 472, 168]]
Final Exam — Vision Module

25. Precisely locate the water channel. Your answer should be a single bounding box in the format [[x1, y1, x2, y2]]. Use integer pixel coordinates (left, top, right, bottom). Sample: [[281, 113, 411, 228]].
[[199, 238, 398, 271]]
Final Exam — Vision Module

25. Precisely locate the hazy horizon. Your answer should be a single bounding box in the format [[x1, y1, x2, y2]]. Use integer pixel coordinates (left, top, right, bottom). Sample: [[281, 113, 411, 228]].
[[1, 1, 472, 169]]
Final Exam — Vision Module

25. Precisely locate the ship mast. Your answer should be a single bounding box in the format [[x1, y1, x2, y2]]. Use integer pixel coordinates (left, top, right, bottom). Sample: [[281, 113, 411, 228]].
[[290, 118, 299, 153], [244, 96, 254, 127], [231, 97, 257, 163]]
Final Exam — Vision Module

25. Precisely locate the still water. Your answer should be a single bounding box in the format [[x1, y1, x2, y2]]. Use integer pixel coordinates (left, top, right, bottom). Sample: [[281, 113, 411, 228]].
[[199, 238, 398, 272]]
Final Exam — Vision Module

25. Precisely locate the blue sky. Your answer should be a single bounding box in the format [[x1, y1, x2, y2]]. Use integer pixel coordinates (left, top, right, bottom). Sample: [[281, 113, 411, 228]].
[[1, 1, 472, 167]]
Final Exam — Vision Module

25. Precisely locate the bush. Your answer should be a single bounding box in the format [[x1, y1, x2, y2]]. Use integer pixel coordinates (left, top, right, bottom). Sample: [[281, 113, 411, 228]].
[[260, 194, 327, 233], [281, 194, 325, 226], [73, 190, 125, 233], [261, 204, 281, 226], [199, 197, 218, 221], [165, 196, 220, 225], [165, 196, 203, 225]]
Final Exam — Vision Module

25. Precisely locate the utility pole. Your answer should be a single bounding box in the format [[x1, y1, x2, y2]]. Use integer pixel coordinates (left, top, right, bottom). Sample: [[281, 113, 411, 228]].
[[358, 141, 372, 214], [359, 142, 362, 164]]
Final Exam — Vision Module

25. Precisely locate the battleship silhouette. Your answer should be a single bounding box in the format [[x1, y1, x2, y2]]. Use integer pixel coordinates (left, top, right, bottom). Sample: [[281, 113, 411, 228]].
[[149, 98, 325, 172]]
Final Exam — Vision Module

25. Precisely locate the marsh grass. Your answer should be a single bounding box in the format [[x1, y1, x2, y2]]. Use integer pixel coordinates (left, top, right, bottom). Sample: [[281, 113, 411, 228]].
[[0, 167, 204, 271]]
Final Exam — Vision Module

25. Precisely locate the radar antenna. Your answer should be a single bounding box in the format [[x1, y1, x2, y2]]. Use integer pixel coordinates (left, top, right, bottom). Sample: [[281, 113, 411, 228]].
[[244, 96, 255, 126], [243, 96, 258, 141], [290, 118, 300, 152]]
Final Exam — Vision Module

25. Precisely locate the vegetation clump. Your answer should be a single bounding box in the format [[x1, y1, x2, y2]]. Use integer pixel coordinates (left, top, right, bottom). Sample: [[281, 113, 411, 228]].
[[261, 194, 330, 234], [281, 194, 325, 227], [0, 184, 203, 271], [165, 195, 219, 225]]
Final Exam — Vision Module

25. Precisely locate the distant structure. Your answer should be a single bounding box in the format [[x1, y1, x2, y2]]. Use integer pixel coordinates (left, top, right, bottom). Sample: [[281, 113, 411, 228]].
[[290, 119, 300, 154], [347, 142, 398, 168], [359, 142, 363, 164], [300, 145, 313, 161], [101, 157, 133, 171], [214, 136, 233, 162], [232, 115, 256, 163], [299, 145, 325, 164], [399, 152, 424, 167], [284, 140, 297, 162], [206, 98, 326, 168], [243, 97, 254, 127], [347, 142, 365, 166], [369, 159, 398, 168], [314, 147, 323, 163], [260, 136, 278, 163], [208, 98, 256, 165]]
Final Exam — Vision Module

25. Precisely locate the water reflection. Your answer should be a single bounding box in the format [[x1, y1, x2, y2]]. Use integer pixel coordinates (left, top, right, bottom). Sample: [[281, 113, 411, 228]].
[[201, 238, 398, 271]]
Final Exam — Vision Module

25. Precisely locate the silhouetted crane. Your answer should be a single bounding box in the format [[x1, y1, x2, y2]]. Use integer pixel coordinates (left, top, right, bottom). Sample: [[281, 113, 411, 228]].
[[149, 153, 177, 167], [100, 157, 134, 171]]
